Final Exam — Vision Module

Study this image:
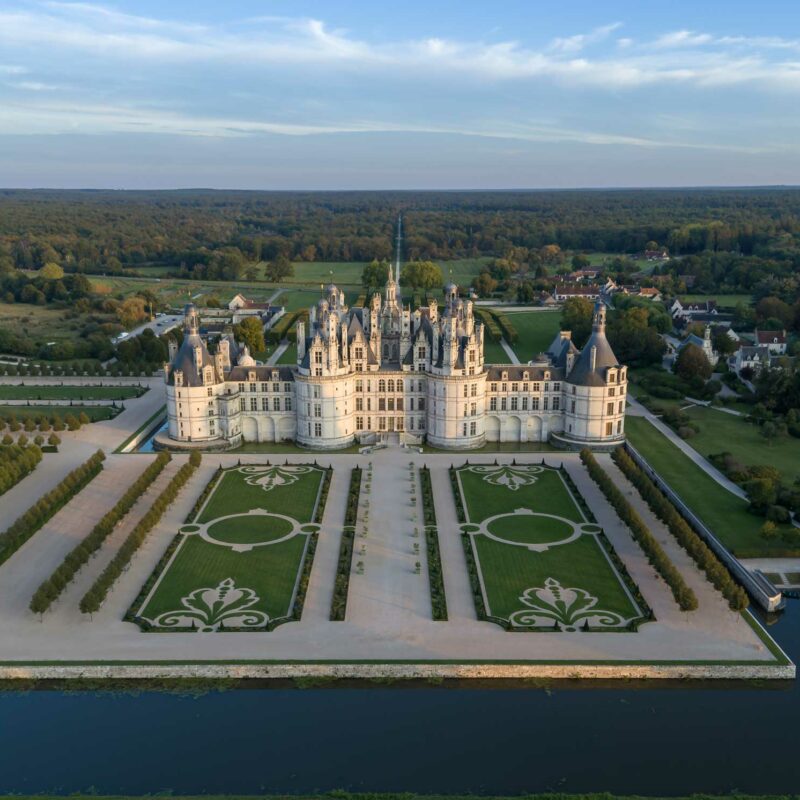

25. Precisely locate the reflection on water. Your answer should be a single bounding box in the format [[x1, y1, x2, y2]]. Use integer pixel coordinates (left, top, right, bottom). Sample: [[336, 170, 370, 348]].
[[136, 420, 167, 453], [0, 607, 798, 795]]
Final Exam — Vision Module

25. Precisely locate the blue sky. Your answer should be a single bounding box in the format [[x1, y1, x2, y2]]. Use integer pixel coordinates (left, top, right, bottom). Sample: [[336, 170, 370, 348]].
[[1, 0, 800, 188]]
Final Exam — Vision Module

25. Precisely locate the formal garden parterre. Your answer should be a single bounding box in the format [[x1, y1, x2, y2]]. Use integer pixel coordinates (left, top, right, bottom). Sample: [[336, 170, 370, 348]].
[[128, 463, 329, 632], [452, 462, 652, 632]]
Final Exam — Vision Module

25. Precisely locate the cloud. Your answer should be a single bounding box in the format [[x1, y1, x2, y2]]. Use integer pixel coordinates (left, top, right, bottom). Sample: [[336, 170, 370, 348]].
[[0, 3, 799, 92], [549, 22, 622, 53]]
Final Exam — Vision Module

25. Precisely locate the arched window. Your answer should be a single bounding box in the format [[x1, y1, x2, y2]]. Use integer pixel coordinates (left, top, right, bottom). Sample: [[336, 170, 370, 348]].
[[378, 379, 386, 392], [387, 379, 395, 392]]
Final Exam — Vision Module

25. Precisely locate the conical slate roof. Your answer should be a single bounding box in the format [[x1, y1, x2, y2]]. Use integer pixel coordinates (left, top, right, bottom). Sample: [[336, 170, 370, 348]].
[[168, 304, 215, 386], [566, 303, 620, 387]]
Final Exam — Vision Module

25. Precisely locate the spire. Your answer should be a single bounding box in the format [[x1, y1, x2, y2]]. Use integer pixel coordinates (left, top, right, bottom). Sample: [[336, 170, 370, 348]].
[[184, 303, 200, 334], [592, 301, 606, 333]]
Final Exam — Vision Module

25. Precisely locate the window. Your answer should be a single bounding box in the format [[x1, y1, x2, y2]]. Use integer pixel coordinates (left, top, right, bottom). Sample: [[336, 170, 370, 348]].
[[356, 397, 363, 411], [522, 382, 528, 392], [367, 398, 372, 411], [315, 422, 322, 437], [388, 398, 395, 411], [379, 398, 386, 411], [207, 387, 212, 397], [314, 351, 322, 364], [463, 384, 468, 398], [379, 379, 386, 392], [418, 346, 426, 358], [284, 383, 291, 393], [619, 401, 624, 413], [544, 382, 550, 392], [409, 398, 415, 411], [397, 398, 404, 411], [572, 386, 577, 395], [463, 404, 468, 417], [470, 421, 476, 436], [356, 379, 363, 392], [471, 383, 477, 397], [607, 402, 614, 415], [501, 383, 507, 393], [471, 402, 477, 416], [511, 382, 518, 392], [262, 398, 269, 411], [605, 422, 613, 436], [553, 382, 561, 392], [239, 398, 245, 411], [285, 398, 292, 411], [314, 404, 321, 417], [355, 347, 363, 360], [571, 400, 576, 413], [418, 380, 424, 392], [609, 387, 616, 397], [490, 397, 497, 411], [379, 417, 386, 431], [248, 383, 255, 393], [490, 383, 497, 392], [388, 379, 395, 392], [532, 382, 540, 392], [313, 386, 320, 399], [501, 397, 507, 411], [617, 420, 622, 434], [273, 397, 280, 411], [463, 423, 468, 437], [250, 398, 257, 411], [543, 397, 549, 411], [261, 383, 268, 393], [418, 398, 425, 411], [552, 397, 560, 411], [356, 416, 364, 430], [522, 397, 528, 410], [238, 383, 245, 393], [510, 397, 518, 411]]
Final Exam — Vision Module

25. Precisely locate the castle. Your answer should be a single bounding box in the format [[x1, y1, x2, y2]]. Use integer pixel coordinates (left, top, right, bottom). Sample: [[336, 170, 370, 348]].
[[162, 277, 627, 450]]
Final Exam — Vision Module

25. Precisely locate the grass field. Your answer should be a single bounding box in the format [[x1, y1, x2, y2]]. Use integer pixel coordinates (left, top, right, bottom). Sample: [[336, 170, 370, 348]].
[[456, 463, 647, 630], [0, 302, 114, 349], [483, 339, 509, 364], [681, 405, 800, 483], [276, 343, 298, 365], [680, 294, 753, 307], [0, 403, 118, 421], [134, 465, 324, 631], [625, 415, 794, 556], [0, 384, 145, 401], [506, 311, 561, 362]]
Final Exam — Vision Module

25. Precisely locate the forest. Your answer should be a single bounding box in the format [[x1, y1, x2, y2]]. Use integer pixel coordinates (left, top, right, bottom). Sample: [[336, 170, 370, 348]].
[[2, 189, 800, 291]]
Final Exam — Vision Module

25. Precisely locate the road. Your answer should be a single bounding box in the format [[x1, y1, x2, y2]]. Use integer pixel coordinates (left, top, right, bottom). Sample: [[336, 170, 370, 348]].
[[113, 314, 183, 345]]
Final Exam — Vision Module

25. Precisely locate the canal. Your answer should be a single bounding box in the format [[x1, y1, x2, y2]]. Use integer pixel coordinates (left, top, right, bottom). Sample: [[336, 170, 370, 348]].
[[0, 603, 798, 795]]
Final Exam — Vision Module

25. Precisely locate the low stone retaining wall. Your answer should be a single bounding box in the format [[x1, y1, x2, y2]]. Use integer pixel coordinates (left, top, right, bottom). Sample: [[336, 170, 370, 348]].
[[0, 661, 793, 681]]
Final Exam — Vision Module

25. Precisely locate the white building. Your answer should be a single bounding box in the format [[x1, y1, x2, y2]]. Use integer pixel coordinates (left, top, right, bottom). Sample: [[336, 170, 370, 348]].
[[162, 279, 627, 451]]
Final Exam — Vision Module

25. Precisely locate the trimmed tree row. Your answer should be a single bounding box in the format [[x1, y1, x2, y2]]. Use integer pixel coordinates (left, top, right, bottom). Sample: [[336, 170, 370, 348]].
[[29, 451, 172, 615], [0, 442, 42, 497], [79, 451, 202, 615], [0, 449, 105, 566], [419, 466, 447, 621], [580, 449, 698, 612], [331, 466, 361, 621], [611, 447, 749, 611]]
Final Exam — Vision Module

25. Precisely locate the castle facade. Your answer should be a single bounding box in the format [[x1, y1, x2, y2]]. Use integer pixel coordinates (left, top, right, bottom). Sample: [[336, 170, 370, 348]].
[[163, 278, 627, 450]]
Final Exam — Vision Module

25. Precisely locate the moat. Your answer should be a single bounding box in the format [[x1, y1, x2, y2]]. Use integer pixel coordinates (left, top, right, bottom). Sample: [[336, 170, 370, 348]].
[[0, 600, 797, 796]]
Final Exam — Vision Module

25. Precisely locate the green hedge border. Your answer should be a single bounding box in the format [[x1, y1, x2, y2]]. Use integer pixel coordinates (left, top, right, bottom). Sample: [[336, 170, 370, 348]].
[[331, 466, 361, 621]]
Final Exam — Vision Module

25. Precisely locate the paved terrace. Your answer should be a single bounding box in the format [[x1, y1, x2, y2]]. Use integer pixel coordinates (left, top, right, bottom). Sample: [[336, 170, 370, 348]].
[[0, 382, 780, 667]]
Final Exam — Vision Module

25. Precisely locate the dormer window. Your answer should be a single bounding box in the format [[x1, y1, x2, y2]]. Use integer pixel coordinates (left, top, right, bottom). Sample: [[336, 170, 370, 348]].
[[523, 371, 529, 380], [248, 370, 256, 382], [501, 371, 508, 380]]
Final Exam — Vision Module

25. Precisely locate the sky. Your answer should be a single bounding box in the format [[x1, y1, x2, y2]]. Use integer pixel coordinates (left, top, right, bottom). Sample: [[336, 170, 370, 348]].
[[1, 0, 800, 189]]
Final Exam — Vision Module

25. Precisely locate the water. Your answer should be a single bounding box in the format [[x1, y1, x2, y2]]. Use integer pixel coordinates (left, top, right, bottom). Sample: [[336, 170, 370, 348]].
[[136, 420, 167, 453], [1, 605, 798, 795]]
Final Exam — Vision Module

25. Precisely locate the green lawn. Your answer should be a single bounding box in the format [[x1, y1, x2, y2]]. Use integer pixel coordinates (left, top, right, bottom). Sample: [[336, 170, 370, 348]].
[[276, 342, 298, 365], [456, 464, 647, 630], [681, 405, 800, 483], [0, 384, 145, 401], [506, 311, 561, 362], [625, 416, 794, 556], [483, 338, 509, 364], [680, 294, 753, 307], [0, 404, 118, 421], [198, 466, 321, 523], [134, 465, 325, 632]]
